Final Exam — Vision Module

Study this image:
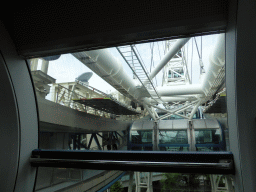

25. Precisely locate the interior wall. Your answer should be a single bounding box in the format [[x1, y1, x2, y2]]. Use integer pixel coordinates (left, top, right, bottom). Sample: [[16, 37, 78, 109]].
[[0, 26, 20, 192], [0, 21, 38, 191], [226, 0, 256, 191]]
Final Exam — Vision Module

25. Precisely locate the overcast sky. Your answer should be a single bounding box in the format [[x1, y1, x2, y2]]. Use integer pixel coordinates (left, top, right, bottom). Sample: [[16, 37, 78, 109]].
[[41, 34, 220, 97]]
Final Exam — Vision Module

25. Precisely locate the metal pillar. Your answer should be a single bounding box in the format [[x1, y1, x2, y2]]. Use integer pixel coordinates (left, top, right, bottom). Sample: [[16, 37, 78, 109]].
[[128, 172, 134, 192], [67, 84, 76, 107], [41, 60, 49, 74], [188, 121, 196, 151], [135, 172, 153, 192], [153, 122, 158, 151], [93, 133, 102, 150], [30, 58, 39, 71]]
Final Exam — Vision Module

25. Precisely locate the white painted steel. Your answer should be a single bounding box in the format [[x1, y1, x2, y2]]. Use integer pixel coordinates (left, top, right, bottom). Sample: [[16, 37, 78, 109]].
[[201, 33, 225, 95], [144, 104, 157, 121], [193, 119, 220, 129], [128, 172, 134, 192], [148, 38, 190, 80], [72, 49, 138, 99], [72, 35, 223, 105], [135, 172, 153, 192], [72, 34, 225, 122], [41, 60, 49, 74], [30, 58, 39, 71], [156, 84, 203, 96], [148, 96, 198, 103], [156, 34, 224, 99], [189, 100, 203, 120]]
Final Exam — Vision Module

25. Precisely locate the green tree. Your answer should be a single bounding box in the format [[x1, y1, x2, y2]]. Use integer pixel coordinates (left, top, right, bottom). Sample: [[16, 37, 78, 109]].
[[160, 173, 201, 192], [185, 174, 200, 190], [110, 180, 124, 192], [160, 173, 185, 192]]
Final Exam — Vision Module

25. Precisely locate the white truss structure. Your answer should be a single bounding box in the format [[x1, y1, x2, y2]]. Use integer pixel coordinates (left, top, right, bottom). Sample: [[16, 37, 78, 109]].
[[134, 172, 153, 192], [210, 175, 234, 192]]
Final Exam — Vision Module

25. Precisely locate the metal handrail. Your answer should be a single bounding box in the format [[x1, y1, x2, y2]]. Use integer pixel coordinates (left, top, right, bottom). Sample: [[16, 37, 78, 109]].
[[30, 150, 235, 174], [31, 158, 232, 169]]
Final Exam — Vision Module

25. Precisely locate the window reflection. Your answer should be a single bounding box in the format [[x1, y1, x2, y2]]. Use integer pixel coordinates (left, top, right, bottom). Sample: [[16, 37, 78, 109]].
[[159, 130, 189, 152], [195, 129, 222, 144], [130, 130, 153, 151]]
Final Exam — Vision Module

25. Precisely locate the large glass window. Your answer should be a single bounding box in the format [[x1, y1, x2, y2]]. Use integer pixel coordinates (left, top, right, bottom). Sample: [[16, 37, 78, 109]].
[[131, 130, 152, 144], [159, 130, 188, 144], [195, 129, 222, 144], [29, 33, 231, 191], [159, 130, 189, 152]]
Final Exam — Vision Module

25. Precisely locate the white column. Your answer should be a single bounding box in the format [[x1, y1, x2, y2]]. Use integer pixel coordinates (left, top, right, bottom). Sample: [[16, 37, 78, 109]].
[[30, 58, 39, 71], [41, 60, 49, 74], [128, 172, 134, 192]]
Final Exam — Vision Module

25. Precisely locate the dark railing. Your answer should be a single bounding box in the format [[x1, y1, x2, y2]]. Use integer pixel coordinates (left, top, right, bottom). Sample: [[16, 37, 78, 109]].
[[31, 150, 234, 175]]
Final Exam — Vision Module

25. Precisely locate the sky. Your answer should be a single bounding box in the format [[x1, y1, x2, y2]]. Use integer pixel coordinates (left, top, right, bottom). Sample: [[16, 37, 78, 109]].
[[40, 34, 220, 98]]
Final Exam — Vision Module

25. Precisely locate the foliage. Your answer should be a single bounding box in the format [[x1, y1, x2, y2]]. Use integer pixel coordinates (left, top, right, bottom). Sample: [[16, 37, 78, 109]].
[[110, 180, 124, 192], [186, 174, 200, 189], [160, 173, 200, 192], [160, 173, 185, 192]]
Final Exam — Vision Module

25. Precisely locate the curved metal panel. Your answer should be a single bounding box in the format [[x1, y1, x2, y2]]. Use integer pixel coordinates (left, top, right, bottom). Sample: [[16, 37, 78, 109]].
[[159, 120, 173, 129], [0, 21, 38, 191], [142, 121, 154, 130], [0, 46, 20, 192]]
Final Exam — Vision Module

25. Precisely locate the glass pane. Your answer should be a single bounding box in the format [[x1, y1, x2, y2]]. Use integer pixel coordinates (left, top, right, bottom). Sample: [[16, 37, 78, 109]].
[[195, 129, 224, 152], [195, 130, 222, 144], [159, 131, 188, 144], [130, 130, 153, 151], [28, 33, 231, 191], [131, 130, 152, 144], [159, 130, 189, 151]]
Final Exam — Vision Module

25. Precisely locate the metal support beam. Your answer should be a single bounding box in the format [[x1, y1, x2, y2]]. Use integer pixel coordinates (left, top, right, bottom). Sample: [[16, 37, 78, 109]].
[[148, 38, 190, 80], [77, 134, 81, 150], [210, 175, 234, 192], [115, 131, 123, 138], [96, 133, 103, 139], [88, 134, 94, 149], [114, 132, 120, 146], [128, 172, 134, 192], [30, 58, 39, 71], [144, 104, 157, 121], [73, 135, 77, 150], [41, 60, 49, 74], [93, 133, 102, 150], [189, 100, 203, 120], [135, 172, 153, 192], [153, 122, 158, 151], [189, 121, 196, 151], [149, 100, 199, 120]]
